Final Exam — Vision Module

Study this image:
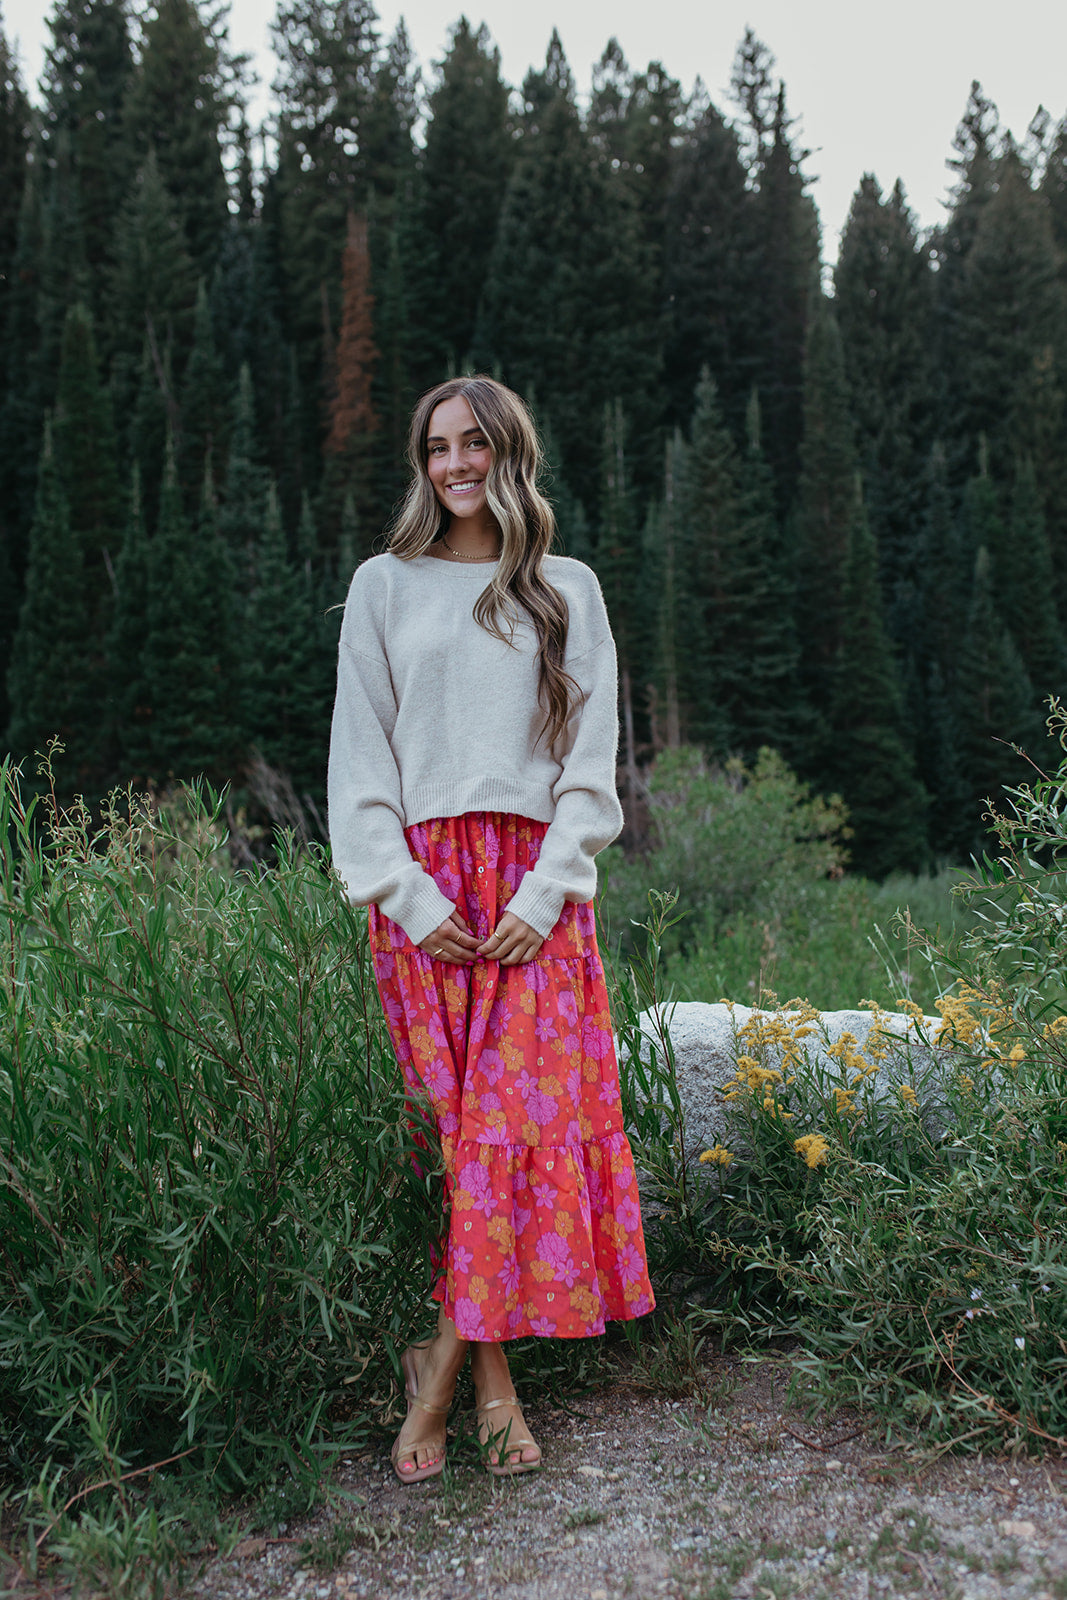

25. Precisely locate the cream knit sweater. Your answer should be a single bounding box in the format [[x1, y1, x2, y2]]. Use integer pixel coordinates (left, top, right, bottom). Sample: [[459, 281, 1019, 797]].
[[327, 551, 624, 946]]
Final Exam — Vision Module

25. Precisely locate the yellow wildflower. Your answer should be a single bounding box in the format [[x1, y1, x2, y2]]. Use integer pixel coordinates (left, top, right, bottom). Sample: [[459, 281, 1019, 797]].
[[899, 1084, 918, 1108], [793, 1133, 830, 1169], [699, 1144, 733, 1168], [897, 997, 926, 1022], [762, 1096, 793, 1120], [834, 1087, 858, 1116], [957, 1074, 974, 1094], [1007, 1043, 1025, 1070]]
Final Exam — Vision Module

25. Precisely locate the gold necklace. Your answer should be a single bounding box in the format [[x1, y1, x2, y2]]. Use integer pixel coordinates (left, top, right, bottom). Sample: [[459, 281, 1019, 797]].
[[441, 534, 499, 561]]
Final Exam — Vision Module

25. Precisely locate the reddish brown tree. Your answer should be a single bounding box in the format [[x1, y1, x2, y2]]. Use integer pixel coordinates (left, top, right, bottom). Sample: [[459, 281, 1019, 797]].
[[322, 211, 380, 556]]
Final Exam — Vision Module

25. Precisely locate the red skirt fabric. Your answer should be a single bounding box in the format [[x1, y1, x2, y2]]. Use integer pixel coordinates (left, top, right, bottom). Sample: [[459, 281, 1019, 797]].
[[368, 811, 655, 1341]]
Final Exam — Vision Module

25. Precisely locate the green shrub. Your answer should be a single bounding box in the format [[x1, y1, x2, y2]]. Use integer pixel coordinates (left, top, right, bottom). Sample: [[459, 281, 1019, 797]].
[[0, 753, 439, 1511], [600, 746, 849, 959], [616, 702, 1067, 1450]]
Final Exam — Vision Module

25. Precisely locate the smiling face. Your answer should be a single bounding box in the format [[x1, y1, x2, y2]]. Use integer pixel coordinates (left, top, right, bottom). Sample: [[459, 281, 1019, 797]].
[[425, 395, 494, 519]]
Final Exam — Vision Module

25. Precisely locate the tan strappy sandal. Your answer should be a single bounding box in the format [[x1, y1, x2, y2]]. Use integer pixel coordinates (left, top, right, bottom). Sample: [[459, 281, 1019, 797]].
[[475, 1394, 542, 1476], [391, 1346, 451, 1484]]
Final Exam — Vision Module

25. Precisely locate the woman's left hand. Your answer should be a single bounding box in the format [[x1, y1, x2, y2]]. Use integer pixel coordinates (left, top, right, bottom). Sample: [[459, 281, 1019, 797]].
[[476, 911, 544, 965]]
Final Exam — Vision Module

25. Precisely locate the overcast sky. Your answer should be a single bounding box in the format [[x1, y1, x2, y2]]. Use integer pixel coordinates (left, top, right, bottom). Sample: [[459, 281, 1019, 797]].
[[4, 0, 1066, 260]]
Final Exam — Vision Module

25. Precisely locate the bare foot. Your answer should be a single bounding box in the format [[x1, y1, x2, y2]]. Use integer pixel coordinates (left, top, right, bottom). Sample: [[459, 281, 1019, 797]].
[[471, 1345, 541, 1473], [392, 1324, 469, 1481]]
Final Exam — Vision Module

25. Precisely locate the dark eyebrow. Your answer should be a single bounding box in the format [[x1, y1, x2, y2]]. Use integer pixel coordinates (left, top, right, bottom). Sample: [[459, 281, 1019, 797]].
[[426, 427, 485, 443]]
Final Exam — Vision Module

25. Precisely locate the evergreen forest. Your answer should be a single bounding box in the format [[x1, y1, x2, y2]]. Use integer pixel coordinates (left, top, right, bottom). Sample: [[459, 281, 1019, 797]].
[[3, 1, 1067, 876]]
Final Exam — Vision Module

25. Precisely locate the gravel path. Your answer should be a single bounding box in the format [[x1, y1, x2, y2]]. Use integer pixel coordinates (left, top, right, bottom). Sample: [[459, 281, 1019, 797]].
[[185, 1356, 1067, 1600]]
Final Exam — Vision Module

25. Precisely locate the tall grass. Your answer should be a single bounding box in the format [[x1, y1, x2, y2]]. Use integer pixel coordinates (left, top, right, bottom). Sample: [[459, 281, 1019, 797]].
[[0, 752, 440, 1529]]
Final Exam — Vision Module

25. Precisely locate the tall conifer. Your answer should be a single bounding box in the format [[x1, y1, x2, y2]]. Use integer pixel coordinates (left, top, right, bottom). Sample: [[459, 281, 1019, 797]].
[[821, 481, 928, 875], [7, 420, 95, 771]]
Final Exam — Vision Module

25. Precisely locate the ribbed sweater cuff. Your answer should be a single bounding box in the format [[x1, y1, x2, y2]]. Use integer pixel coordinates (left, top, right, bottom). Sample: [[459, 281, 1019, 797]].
[[507, 874, 567, 942], [387, 874, 458, 948]]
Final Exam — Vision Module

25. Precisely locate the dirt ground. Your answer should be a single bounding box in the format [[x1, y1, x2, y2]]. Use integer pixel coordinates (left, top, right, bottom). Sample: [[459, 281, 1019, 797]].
[[182, 1355, 1067, 1600]]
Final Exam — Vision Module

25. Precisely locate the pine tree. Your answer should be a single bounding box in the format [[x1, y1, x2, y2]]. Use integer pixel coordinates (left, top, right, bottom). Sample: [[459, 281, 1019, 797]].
[[269, 0, 380, 364], [673, 372, 736, 754], [105, 464, 152, 772], [477, 32, 659, 514], [40, 0, 134, 325], [997, 456, 1065, 698], [730, 32, 820, 512], [243, 482, 325, 790], [792, 297, 857, 726], [661, 94, 754, 437], [123, 0, 231, 279], [822, 481, 929, 876], [411, 17, 513, 383], [0, 21, 30, 339], [642, 433, 685, 751], [7, 420, 95, 772], [321, 210, 379, 551], [677, 375, 800, 759], [946, 151, 1062, 477], [0, 45, 35, 657], [178, 279, 226, 506], [52, 303, 121, 620], [834, 176, 934, 646], [108, 151, 197, 449], [218, 362, 269, 595], [142, 441, 235, 777], [954, 544, 1043, 851], [593, 401, 644, 818]]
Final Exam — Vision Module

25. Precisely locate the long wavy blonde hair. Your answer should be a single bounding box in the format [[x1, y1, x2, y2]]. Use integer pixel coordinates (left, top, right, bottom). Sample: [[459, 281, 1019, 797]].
[[387, 375, 581, 750]]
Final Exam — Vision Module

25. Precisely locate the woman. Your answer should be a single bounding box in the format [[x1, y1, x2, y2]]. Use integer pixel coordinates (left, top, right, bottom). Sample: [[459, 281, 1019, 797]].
[[328, 375, 654, 1484]]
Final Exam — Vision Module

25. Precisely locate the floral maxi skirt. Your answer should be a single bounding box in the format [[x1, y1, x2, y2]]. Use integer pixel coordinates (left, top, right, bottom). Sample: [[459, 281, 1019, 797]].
[[368, 811, 655, 1342]]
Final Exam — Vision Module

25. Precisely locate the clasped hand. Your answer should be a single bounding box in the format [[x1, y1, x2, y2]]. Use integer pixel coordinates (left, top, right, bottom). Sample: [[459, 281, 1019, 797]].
[[417, 909, 543, 966]]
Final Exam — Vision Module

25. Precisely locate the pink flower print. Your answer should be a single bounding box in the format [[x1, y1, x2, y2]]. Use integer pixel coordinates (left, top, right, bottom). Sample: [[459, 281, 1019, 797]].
[[615, 1195, 641, 1232], [558, 989, 579, 1027], [501, 860, 522, 891], [388, 921, 408, 950], [439, 1110, 460, 1136], [564, 1118, 583, 1146], [483, 820, 500, 868], [422, 1057, 453, 1100], [531, 1177, 555, 1208], [529, 1315, 557, 1336], [452, 1245, 474, 1275], [534, 1014, 557, 1042], [599, 1079, 621, 1107], [513, 1203, 532, 1233], [458, 1160, 496, 1216], [427, 1011, 449, 1048], [538, 1233, 579, 1287], [453, 1299, 487, 1340], [616, 1241, 645, 1285], [476, 1047, 506, 1085], [526, 963, 551, 994], [487, 996, 508, 1035], [498, 1256, 521, 1295], [526, 1087, 559, 1126], [566, 1065, 583, 1103], [434, 865, 461, 899], [574, 902, 595, 936], [582, 1020, 613, 1060]]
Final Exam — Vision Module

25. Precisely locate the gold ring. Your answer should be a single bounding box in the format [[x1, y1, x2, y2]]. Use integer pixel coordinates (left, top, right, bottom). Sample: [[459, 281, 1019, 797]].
[[433, 947, 445, 957]]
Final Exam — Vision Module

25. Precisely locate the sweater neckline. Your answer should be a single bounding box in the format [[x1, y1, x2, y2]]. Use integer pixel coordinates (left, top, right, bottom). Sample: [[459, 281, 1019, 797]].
[[414, 552, 500, 572]]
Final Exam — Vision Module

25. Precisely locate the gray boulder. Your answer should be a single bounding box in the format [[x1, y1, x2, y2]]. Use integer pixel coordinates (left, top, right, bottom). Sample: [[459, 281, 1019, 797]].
[[631, 1000, 949, 1152]]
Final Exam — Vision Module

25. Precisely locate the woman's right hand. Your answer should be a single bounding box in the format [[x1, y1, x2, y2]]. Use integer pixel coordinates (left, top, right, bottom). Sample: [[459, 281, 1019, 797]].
[[418, 912, 480, 964]]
